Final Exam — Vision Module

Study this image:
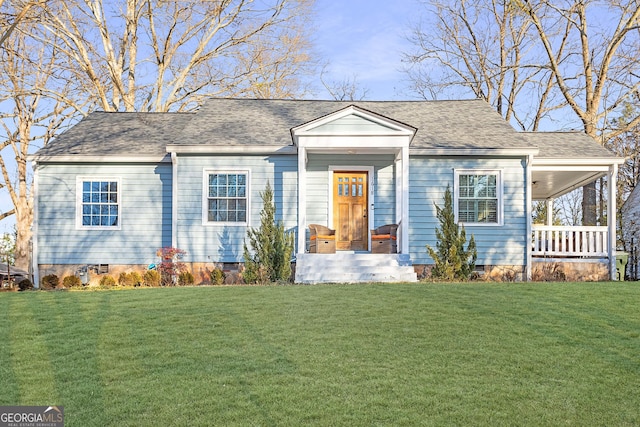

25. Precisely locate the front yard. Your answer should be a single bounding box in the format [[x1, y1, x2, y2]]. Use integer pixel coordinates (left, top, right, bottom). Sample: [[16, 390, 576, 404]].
[[1, 282, 639, 426]]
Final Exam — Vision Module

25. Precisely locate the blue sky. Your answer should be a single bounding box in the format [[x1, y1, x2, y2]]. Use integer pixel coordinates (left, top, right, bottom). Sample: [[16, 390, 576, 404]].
[[312, 0, 419, 100]]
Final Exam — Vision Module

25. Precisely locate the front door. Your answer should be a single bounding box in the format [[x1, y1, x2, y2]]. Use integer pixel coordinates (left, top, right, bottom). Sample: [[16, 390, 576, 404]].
[[333, 171, 368, 251]]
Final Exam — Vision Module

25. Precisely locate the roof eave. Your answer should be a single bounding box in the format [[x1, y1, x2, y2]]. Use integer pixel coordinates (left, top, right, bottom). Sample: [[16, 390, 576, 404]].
[[410, 147, 539, 156], [30, 154, 171, 163], [533, 157, 624, 166], [166, 145, 296, 154]]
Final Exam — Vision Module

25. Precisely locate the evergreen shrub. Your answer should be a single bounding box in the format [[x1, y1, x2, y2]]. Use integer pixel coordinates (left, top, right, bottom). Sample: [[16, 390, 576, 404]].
[[426, 185, 477, 281]]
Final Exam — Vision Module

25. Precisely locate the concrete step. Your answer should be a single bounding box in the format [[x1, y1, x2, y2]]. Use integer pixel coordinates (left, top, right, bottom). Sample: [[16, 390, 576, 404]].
[[295, 252, 418, 284]]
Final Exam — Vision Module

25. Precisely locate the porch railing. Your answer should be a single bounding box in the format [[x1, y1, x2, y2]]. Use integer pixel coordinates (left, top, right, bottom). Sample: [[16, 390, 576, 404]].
[[532, 226, 609, 257]]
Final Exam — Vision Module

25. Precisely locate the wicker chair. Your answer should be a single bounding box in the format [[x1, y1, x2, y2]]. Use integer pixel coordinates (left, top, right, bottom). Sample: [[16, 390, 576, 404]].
[[308, 224, 336, 253], [371, 224, 398, 253]]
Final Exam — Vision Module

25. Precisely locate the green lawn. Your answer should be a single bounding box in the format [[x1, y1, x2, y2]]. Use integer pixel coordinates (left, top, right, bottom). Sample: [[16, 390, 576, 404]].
[[1, 282, 639, 426]]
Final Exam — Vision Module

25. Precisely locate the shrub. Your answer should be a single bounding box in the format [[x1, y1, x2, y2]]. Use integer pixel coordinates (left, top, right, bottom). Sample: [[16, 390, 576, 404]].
[[62, 275, 82, 288], [178, 271, 195, 286], [41, 274, 59, 289], [243, 181, 294, 284], [210, 268, 226, 285], [118, 271, 142, 287], [118, 272, 130, 286], [99, 275, 116, 288], [129, 271, 143, 287], [143, 269, 161, 287], [426, 185, 477, 281], [156, 247, 187, 286], [17, 279, 33, 291]]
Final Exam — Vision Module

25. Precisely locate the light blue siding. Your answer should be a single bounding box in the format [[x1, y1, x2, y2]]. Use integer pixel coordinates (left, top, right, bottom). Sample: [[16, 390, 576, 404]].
[[409, 156, 527, 266], [304, 154, 396, 228], [37, 153, 527, 270], [36, 163, 172, 266], [175, 154, 298, 263]]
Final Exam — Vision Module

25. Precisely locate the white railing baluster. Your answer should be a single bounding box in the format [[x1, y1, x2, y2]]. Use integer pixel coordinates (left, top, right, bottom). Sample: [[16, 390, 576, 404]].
[[531, 225, 608, 257]]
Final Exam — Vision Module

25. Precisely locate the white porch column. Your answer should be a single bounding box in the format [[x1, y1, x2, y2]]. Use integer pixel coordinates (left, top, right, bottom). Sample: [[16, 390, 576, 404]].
[[297, 146, 307, 254], [526, 154, 533, 281], [608, 163, 618, 280], [395, 146, 410, 254], [171, 152, 178, 249], [32, 162, 40, 288], [545, 199, 554, 226]]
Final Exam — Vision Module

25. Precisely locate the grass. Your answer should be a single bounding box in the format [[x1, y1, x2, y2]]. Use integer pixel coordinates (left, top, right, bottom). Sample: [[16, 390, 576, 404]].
[[1, 282, 639, 426]]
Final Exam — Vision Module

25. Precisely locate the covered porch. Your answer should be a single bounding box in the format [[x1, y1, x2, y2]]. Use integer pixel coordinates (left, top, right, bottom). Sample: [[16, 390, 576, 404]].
[[290, 105, 417, 283], [529, 151, 623, 281]]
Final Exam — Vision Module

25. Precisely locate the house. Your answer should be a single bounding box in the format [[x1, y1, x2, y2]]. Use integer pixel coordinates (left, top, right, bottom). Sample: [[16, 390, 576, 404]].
[[30, 98, 623, 285], [621, 184, 640, 280]]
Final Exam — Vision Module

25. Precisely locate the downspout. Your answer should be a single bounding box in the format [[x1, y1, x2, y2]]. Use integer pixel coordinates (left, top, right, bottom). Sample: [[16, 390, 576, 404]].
[[526, 154, 533, 281], [171, 152, 178, 249], [32, 161, 39, 288], [608, 163, 618, 280]]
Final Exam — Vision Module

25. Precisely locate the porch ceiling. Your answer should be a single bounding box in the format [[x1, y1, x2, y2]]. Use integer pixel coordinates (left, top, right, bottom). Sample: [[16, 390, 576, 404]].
[[532, 169, 606, 200]]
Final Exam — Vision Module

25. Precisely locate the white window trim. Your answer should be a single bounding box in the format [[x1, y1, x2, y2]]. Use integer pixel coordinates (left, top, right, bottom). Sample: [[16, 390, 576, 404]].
[[453, 169, 503, 226], [202, 169, 250, 227], [76, 176, 122, 230]]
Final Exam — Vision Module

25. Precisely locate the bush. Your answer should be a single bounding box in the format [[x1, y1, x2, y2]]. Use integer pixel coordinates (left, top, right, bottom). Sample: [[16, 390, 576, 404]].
[[118, 272, 130, 286], [62, 275, 82, 288], [99, 275, 116, 288], [210, 268, 226, 285], [156, 247, 187, 286], [426, 185, 477, 281], [143, 269, 161, 287], [129, 271, 143, 287], [243, 181, 294, 284], [118, 271, 142, 287], [41, 274, 59, 289], [178, 271, 195, 286], [17, 279, 33, 291]]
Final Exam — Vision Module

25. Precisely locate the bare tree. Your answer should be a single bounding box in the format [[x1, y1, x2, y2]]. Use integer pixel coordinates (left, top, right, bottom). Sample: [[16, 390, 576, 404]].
[[0, 0, 46, 48], [233, 22, 316, 99], [320, 67, 370, 101], [404, 0, 564, 130], [556, 189, 583, 226], [523, 0, 640, 225], [0, 25, 87, 270], [39, 0, 317, 112]]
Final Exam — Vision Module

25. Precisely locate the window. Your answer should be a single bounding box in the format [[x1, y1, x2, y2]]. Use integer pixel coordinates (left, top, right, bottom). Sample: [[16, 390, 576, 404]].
[[204, 171, 248, 224], [454, 170, 502, 225], [77, 178, 120, 229]]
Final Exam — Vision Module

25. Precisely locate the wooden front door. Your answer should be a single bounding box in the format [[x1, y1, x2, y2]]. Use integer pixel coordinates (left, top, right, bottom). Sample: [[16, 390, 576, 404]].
[[333, 171, 368, 251]]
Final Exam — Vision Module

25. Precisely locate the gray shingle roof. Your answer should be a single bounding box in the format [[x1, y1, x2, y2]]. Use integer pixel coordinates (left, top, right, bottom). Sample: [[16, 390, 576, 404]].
[[179, 98, 533, 150], [32, 98, 618, 159], [34, 112, 193, 158], [520, 132, 616, 159]]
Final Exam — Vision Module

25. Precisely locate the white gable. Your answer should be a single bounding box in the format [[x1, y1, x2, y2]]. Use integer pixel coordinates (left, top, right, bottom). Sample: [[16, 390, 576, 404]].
[[292, 105, 415, 137], [310, 113, 400, 134], [291, 105, 416, 152]]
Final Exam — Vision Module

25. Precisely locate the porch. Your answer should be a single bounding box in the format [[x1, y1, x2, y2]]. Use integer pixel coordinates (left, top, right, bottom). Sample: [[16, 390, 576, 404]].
[[527, 131, 624, 281]]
